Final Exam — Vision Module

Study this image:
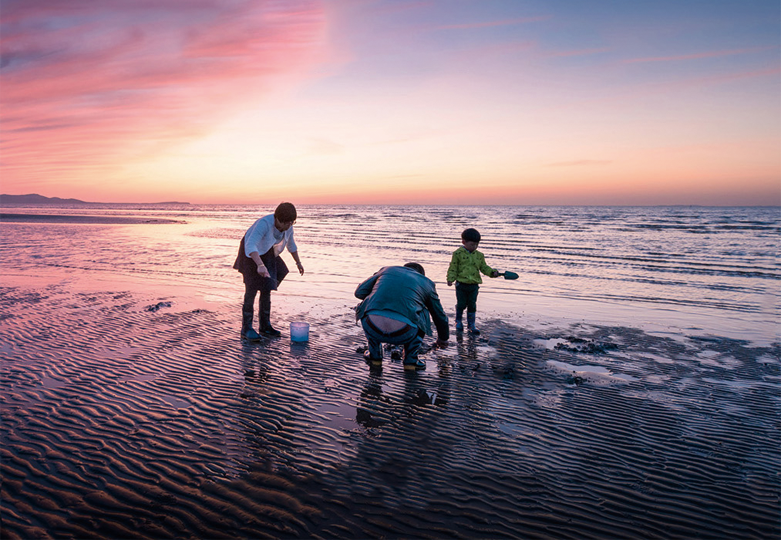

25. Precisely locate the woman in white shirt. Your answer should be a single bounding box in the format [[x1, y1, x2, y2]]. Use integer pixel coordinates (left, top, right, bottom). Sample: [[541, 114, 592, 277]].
[[233, 202, 304, 339]]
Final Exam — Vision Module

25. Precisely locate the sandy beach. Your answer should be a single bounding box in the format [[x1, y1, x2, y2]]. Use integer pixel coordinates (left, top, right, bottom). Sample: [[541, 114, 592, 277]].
[[1, 207, 779, 538]]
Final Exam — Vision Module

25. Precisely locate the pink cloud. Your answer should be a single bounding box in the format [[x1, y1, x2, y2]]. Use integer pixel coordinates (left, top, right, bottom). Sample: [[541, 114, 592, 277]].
[[0, 0, 328, 187]]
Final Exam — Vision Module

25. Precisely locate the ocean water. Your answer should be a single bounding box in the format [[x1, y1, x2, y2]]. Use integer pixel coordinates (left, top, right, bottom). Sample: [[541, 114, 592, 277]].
[[1, 204, 779, 538], [2, 204, 779, 344]]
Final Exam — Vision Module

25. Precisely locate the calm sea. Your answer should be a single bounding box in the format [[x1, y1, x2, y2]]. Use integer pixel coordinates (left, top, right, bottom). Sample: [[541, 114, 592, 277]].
[[1, 204, 778, 344]]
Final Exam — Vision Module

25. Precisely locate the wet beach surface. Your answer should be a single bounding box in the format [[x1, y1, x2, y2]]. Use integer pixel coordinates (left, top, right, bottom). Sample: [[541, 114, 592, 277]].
[[2, 283, 779, 539]]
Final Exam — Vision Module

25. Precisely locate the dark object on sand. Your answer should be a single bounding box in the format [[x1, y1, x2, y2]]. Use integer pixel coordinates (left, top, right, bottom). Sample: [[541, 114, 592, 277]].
[[555, 337, 618, 354], [500, 271, 519, 280], [145, 301, 172, 312]]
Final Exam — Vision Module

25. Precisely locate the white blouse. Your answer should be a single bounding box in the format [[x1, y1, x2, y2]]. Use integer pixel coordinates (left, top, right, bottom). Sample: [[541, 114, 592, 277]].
[[243, 214, 297, 257]]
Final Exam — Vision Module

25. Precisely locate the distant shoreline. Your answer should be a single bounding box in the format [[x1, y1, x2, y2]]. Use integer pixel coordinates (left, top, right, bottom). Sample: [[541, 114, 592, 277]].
[[1, 194, 777, 208], [0, 213, 186, 224], [0, 194, 190, 205]]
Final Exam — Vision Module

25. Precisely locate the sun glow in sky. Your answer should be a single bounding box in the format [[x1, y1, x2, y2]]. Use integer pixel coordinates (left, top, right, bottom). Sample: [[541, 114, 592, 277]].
[[1, 0, 779, 205]]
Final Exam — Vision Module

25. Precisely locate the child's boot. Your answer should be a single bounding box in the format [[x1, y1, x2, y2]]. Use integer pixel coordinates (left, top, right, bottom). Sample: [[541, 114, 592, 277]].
[[467, 312, 480, 335], [455, 306, 464, 332]]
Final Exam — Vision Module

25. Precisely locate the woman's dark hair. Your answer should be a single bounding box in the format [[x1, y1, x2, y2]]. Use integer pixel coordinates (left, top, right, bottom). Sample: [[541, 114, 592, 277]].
[[274, 202, 297, 223], [404, 262, 425, 276], [461, 228, 481, 242]]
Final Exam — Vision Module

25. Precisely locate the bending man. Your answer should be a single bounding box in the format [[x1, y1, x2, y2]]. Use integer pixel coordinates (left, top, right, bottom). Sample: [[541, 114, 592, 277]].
[[355, 263, 449, 370]]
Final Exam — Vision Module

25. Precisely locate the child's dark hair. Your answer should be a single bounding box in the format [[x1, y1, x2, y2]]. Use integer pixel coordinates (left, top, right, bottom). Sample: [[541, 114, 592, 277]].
[[404, 262, 425, 276], [275, 202, 297, 223], [461, 228, 481, 242]]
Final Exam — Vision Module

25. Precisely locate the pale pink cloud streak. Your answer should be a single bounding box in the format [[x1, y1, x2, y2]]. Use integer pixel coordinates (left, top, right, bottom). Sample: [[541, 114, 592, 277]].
[[434, 16, 550, 30], [626, 65, 781, 101], [557, 63, 780, 111], [0, 0, 328, 190], [546, 160, 613, 167], [547, 47, 611, 58], [622, 46, 775, 64]]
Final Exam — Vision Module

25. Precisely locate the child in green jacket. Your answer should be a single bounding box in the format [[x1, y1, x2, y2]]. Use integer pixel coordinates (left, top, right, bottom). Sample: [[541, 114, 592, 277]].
[[446, 228, 499, 334]]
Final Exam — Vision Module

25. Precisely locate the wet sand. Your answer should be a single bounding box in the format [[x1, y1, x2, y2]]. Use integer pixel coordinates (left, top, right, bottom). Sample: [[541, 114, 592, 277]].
[[2, 279, 779, 539]]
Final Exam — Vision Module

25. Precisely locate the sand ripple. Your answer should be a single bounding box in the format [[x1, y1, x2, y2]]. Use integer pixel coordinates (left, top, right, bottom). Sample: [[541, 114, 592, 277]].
[[1, 285, 779, 538]]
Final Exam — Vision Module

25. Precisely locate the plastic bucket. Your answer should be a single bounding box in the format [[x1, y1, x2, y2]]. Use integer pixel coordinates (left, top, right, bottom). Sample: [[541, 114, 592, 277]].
[[290, 322, 309, 342]]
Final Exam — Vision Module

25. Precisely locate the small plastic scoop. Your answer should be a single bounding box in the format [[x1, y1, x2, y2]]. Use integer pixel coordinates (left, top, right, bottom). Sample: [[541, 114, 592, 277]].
[[500, 271, 519, 280]]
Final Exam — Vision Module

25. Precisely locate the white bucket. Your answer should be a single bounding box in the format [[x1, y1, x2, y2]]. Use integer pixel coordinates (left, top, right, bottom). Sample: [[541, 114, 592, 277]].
[[290, 322, 309, 342]]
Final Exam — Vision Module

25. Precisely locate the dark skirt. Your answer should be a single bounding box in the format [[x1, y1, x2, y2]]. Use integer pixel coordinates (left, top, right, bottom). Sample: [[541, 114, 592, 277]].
[[233, 237, 289, 291]]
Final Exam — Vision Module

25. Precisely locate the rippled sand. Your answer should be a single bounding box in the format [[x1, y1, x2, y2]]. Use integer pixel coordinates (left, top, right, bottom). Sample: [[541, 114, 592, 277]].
[[2, 280, 779, 539]]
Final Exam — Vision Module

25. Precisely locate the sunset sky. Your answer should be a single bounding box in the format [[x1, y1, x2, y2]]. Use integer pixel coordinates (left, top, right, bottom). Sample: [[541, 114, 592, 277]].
[[1, 0, 779, 205]]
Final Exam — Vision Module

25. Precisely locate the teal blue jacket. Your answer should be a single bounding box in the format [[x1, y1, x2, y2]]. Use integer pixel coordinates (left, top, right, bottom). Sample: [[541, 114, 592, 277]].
[[355, 266, 449, 339]]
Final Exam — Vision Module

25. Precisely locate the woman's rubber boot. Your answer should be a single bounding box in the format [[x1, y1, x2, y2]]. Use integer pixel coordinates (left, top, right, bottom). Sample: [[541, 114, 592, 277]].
[[467, 312, 480, 335], [455, 307, 464, 332], [241, 308, 261, 341], [259, 293, 281, 337]]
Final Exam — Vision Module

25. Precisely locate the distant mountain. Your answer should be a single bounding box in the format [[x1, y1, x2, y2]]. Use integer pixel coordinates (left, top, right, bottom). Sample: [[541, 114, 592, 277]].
[[0, 193, 92, 205]]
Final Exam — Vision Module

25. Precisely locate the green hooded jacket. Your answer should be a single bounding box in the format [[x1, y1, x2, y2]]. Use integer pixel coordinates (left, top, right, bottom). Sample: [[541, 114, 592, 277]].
[[446, 247, 495, 285]]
